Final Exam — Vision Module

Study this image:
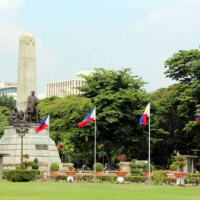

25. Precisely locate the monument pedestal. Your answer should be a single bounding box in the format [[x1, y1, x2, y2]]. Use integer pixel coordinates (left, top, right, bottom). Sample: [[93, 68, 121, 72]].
[[0, 125, 61, 170]]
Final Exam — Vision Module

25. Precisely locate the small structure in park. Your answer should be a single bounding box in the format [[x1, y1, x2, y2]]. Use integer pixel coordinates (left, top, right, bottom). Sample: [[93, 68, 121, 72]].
[[0, 32, 61, 170]]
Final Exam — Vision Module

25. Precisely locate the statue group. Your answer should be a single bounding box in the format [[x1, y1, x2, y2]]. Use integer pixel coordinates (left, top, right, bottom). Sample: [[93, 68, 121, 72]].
[[9, 91, 42, 125]]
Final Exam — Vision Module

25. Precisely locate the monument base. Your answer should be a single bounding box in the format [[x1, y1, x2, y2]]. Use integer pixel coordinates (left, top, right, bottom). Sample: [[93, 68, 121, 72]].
[[0, 125, 62, 170]]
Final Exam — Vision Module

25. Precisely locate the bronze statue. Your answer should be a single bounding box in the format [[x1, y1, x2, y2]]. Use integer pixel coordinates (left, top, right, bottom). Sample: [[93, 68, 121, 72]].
[[26, 91, 38, 123], [9, 107, 20, 125]]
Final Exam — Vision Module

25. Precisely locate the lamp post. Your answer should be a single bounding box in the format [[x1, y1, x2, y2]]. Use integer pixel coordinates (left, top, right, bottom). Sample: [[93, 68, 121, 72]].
[[15, 124, 29, 169], [195, 108, 200, 122]]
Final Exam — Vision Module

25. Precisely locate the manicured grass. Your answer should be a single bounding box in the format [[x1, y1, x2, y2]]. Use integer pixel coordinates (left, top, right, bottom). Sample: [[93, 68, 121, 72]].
[[0, 180, 200, 200]]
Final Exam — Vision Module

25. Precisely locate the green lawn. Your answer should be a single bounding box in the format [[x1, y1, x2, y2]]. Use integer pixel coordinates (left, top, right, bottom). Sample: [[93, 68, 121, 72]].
[[0, 180, 200, 200]]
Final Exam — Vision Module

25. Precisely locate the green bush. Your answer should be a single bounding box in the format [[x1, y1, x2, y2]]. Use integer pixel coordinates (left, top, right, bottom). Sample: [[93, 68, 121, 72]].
[[169, 164, 177, 171], [131, 169, 141, 173], [23, 161, 32, 169], [131, 163, 137, 169], [93, 163, 103, 172], [152, 171, 164, 185], [3, 170, 37, 182], [173, 154, 186, 167], [32, 162, 39, 170], [68, 165, 74, 171], [33, 158, 38, 163], [143, 163, 152, 172], [138, 164, 143, 169], [50, 163, 59, 171]]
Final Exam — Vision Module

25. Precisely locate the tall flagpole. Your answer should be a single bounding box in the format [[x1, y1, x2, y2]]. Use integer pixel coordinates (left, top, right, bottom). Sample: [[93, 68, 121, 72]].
[[48, 115, 50, 177], [94, 106, 96, 183], [148, 103, 151, 185]]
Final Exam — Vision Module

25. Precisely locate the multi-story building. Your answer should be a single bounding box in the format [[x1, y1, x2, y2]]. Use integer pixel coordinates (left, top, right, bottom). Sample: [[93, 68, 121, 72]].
[[46, 70, 93, 98], [0, 82, 17, 99]]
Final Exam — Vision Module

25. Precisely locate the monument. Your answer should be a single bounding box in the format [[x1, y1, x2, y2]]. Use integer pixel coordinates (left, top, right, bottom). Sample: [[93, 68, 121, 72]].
[[0, 32, 62, 170]]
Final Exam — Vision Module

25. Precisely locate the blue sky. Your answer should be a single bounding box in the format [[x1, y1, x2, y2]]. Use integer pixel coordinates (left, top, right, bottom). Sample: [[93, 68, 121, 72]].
[[1, 0, 200, 94]]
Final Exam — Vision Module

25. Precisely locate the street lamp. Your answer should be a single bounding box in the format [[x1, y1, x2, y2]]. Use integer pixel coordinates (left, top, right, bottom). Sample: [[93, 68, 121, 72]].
[[15, 124, 29, 169]]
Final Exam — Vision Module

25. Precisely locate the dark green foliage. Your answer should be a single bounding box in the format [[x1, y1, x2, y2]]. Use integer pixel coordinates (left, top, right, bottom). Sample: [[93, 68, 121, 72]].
[[3, 170, 37, 182], [93, 162, 104, 172], [32, 162, 39, 170], [0, 106, 11, 138], [0, 95, 15, 110], [50, 163, 59, 171], [143, 163, 152, 172], [33, 158, 38, 163], [79, 68, 149, 168]]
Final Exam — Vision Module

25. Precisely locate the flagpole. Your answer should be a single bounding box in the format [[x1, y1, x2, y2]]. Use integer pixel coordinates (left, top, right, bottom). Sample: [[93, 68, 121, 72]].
[[94, 106, 96, 183], [148, 103, 151, 185], [48, 115, 50, 177]]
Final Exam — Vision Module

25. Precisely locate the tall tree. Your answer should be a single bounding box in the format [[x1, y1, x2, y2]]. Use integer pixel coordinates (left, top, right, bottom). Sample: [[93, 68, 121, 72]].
[[79, 68, 150, 168], [38, 95, 95, 168]]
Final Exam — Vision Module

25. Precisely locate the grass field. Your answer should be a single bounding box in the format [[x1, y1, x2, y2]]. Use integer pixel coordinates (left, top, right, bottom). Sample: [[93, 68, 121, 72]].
[[0, 180, 200, 200]]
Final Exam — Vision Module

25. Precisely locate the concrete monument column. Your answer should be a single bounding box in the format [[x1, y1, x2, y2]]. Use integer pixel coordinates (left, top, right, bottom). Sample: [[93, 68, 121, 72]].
[[17, 32, 37, 112]]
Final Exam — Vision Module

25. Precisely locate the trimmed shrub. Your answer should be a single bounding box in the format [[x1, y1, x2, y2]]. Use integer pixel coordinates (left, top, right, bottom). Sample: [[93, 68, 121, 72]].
[[33, 158, 38, 163], [143, 163, 152, 172], [3, 170, 37, 182], [138, 164, 143, 169], [50, 163, 59, 171], [68, 165, 74, 171], [173, 154, 186, 168], [131, 163, 137, 169], [93, 163, 103, 172], [169, 164, 177, 171], [32, 162, 39, 170], [131, 169, 141, 173]]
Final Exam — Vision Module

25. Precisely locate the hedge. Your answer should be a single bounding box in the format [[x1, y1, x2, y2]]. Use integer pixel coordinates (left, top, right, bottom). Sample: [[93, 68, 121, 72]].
[[3, 169, 37, 182]]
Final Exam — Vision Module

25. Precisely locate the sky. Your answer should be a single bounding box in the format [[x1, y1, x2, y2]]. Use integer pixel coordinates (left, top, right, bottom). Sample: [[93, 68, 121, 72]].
[[1, 0, 200, 95]]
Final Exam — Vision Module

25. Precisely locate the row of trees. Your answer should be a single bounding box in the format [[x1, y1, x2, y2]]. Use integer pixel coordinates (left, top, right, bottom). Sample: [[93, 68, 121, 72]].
[[1, 47, 200, 169]]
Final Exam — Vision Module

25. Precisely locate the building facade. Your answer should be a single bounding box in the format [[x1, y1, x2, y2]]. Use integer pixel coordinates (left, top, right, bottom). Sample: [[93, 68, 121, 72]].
[[0, 82, 17, 99], [46, 71, 93, 98]]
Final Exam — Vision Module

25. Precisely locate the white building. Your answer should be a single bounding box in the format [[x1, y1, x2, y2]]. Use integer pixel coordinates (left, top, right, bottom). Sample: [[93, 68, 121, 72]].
[[46, 70, 93, 98], [0, 82, 45, 100], [0, 82, 17, 99]]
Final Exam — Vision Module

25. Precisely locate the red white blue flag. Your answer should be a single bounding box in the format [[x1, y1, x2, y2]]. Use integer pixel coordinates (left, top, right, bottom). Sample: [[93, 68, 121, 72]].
[[35, 115, 49, 134], [78, 108, 95, 127], [139, 103, 150, 126]]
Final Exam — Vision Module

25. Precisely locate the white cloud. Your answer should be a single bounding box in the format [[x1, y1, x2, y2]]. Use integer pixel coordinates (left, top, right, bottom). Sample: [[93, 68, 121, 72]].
[[0, 0, 59, 79], [36, 38, 59, 73], [129, 1, 200, 44], [0, 23, 24, 53], [0, 0, 23, 10]]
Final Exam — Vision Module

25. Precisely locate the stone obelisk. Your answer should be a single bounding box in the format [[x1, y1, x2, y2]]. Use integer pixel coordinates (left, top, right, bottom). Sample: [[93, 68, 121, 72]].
[[17, 32, 37, 112], [0, 32, 62, 170]]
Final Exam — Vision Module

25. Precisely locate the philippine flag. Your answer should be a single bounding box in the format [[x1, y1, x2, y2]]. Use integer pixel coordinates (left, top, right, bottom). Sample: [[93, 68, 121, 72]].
[[196, 116, 200, 123], [78, 108, 95, 127], [35, 115, 49, 134], [139, 103, 150, 126]]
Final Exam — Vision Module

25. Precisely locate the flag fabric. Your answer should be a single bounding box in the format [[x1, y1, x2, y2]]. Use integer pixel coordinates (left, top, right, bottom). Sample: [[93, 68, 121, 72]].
[[196, 116, 200, 123], [78, 108, 95, 127], [139, 103, 150, 126], [58, 143, 63, 150], [35, 115, 49, 134]]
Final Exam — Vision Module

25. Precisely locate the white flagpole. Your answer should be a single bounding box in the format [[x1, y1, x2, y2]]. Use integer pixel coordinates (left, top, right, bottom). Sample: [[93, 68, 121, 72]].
[[148, 103, 151, 185], [48, 115, 50, 177], [94, 107, 96, 183]]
